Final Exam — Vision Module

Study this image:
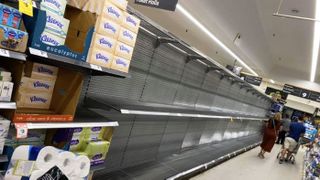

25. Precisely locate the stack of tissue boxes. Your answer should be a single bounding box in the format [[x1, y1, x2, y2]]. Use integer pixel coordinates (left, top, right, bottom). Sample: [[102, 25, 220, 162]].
[[17, 62, 59, 109], [0, 68, 14, 102], [88, 0, 140, 73], [0, 3, 28, 52], [39, 0, 70, 47]]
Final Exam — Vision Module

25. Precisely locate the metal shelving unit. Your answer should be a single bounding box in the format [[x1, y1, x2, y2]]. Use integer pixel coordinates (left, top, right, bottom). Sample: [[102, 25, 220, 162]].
[[0, 48, 26, 61], [28, 48, 131, 78], [0, 102, 16, 110]]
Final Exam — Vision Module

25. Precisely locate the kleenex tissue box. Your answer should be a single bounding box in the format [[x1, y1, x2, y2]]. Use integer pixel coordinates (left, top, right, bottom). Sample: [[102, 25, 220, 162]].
[[40, 0, 67, 16], [91, 32, 116, 53], [45, 11, 70, 38]]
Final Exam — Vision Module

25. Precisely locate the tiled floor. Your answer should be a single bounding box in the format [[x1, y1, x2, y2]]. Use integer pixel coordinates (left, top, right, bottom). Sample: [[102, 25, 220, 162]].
[[192, 144, 304, 180]]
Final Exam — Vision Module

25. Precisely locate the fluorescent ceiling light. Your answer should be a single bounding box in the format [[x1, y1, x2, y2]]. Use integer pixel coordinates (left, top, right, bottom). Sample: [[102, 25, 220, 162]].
[[176, 4, 258, 76], [311, 0, 320, 82], [270, 79, 275, 84], [120, 109, 266, 121]]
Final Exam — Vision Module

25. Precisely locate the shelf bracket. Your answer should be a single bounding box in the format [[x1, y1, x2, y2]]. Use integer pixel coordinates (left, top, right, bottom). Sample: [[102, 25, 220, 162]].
[[155, 37, 179, 48], [186, 54, 207, 63]]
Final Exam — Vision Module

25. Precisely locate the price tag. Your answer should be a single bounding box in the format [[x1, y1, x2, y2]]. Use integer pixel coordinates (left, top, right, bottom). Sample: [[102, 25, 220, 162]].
[[15, 123, 28, 139], [0, 49, 10, 57], [90, 64, 102, 71], [19, 0, 33, 17], [29, 48, 48, 58]]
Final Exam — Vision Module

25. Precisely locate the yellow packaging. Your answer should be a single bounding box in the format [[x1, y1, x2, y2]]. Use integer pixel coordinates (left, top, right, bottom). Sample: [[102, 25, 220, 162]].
[[20, 77, 56, 93], [91, 32, 117, 53], [88, 48, 114, 68], [114, 41, 133, 60], [17, 93, 52, 109], [122, 12, 140, 33], [95, 16, 120, 39], [110, 0, 128, 10], [102, 1, 123, 23], [110, 56, 131, 73], [118, 27, 137, 47]]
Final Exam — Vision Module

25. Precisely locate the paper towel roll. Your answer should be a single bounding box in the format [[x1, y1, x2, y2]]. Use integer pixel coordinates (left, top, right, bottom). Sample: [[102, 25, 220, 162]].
[[35, 146, 59, 170], [72, 155, 90, 178], [58, 151, 76, 175]]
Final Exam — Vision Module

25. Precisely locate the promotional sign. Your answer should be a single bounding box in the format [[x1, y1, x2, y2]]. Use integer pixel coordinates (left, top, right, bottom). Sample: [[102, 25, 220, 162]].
[[241, 74, 262, 86], [134, 0, 179, 11], [283, 84, 320, 102]]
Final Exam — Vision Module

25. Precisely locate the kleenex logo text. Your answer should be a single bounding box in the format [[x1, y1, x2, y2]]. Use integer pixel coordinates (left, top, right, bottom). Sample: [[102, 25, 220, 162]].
[[37, 67, 54, 75], [44, 0, 61, 9], [33, 81, 50, 89], [30, 96, 47, 103], [99, 38, 112, 48], [104, 23, 116, 33], [123, 31, 133, 40], [47, 15, 63, 29], [96, 53, 109, 62], [127, 16, 137, 27], [41, 34, 60, 46], [107, 7, 120, 18], [120, 45, 130, 54]]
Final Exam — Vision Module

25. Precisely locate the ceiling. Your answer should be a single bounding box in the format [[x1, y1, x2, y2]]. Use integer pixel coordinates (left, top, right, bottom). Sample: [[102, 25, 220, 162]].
[[128, 0, 320, 91]]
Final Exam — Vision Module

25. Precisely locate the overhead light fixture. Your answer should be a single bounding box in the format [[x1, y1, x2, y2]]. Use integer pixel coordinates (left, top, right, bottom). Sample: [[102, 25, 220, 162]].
[[270, 79, 275, 84], [311, 0, 320, 82], [120, 109, 266, 121], [176, 4, 258, 76]]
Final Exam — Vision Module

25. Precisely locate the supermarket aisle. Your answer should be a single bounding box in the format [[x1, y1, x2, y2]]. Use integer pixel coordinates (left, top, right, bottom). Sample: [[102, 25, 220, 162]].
[[192, 144, 304, 180]]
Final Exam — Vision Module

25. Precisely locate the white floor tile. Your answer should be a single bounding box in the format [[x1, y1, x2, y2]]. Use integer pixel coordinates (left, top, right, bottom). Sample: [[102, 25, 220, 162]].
[[191, 144, 304, 180]]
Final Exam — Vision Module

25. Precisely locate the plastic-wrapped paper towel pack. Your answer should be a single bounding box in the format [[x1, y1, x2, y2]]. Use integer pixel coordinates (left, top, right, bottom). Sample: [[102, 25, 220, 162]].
[[5, 145, 90, 180]]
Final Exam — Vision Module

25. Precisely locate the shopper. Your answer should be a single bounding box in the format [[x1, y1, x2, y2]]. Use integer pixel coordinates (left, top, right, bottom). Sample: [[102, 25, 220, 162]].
[[258, 112, 281, 159], [276, 114, 291, 145], [279, 117, 306, 164]]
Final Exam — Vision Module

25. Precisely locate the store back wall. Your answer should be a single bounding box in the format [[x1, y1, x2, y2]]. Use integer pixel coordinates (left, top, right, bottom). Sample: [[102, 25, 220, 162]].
[[80, 28, 270, 174]]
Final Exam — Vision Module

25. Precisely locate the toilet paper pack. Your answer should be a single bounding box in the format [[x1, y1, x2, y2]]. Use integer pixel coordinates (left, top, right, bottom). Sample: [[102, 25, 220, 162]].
[[95, 16, 120, 39], [45, 11, 70, 38], [110, 56, 131, 73], [118, 27, 137, 47], [122, 12, 140, 33], [88, 47, 114, 68], [40, 0, 67, 16], [114, 41, 133, 60], [102, 1, 123, 23], [40, 30, 66, 46], [91, 32, 117, 53]]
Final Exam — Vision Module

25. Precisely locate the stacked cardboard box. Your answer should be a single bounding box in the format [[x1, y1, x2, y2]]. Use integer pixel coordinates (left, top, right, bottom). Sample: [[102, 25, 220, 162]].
[[88, 0, 140, 73], [17, 63, 59, 109]]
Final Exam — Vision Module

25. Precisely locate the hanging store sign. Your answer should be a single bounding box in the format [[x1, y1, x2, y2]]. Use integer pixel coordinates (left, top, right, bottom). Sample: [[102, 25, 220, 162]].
[[241, 74, 262, 86], [265, 87, 288, 100], [134, 0, 179, 11], [283, 84, 320, 102]]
